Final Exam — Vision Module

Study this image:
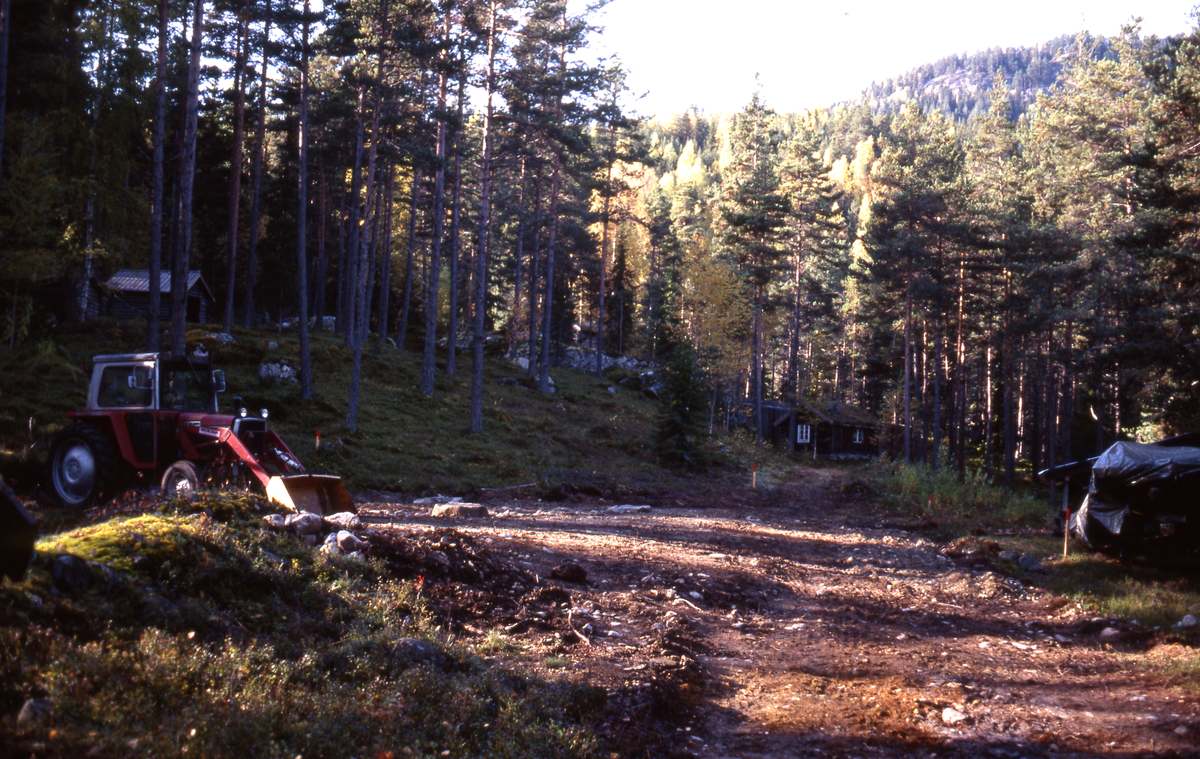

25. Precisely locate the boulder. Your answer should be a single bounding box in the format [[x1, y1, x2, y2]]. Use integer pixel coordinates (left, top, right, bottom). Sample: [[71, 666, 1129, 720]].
[[393, 637, 443, 667], [202, 332, 237, 347], [550, 562, 588, 584], [17, 698, 52, 726], [52, 555, 93, 592], [1017, 555, 1044, 572], [320, 533, 342, 555], [262, 514, 287, 530], [259, 361, 298, 382], [336, 530, 365, 553], [325, 512, 362, 531], [609, 505, 652, 514], [285, 513, 324, 536], [431, 502, 489, 519]]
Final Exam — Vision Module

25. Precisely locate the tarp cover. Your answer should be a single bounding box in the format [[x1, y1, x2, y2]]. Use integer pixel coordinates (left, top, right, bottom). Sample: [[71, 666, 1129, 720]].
[[1072, 441, 1200, 553]]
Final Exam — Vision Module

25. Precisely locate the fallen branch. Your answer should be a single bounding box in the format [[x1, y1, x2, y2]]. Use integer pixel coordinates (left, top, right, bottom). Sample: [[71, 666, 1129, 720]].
[[478, 483, 537, 493]]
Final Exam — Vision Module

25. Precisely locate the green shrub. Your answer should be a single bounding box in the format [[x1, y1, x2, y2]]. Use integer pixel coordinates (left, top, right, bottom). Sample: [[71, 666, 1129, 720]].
[[870, 457, 1047, 535]]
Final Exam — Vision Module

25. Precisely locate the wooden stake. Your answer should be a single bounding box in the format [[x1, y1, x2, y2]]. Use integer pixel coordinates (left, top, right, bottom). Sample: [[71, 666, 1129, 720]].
[[752, 463, 758, 489], [1062, 476, 1071, 558], [1063, 508, 1070, 557]]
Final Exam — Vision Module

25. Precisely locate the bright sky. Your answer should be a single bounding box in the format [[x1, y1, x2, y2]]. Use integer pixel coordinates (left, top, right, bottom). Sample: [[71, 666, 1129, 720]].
[[582, 0, 1200, 118]]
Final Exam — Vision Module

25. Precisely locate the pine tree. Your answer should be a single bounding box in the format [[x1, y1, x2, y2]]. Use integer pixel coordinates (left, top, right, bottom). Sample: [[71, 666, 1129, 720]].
[[860, 102, 964, 462], [719, 88, 790, 447]]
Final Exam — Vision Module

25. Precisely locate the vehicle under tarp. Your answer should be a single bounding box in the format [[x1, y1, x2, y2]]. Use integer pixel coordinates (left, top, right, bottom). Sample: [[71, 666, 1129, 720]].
[[1071, 441, 1200, 555]]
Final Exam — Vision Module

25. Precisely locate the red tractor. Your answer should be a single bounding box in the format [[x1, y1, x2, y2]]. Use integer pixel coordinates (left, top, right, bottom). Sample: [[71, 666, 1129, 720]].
[[46, 352, 352, 515]]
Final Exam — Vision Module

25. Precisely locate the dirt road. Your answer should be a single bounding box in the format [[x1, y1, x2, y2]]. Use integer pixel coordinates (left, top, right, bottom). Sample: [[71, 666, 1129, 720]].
[[359, 467, 1200, 758]]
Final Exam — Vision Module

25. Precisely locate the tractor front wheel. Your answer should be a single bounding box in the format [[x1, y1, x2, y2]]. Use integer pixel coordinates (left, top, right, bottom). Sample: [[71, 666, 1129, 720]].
[[161, 461, 201, 499], [47, 424, 120, 509]]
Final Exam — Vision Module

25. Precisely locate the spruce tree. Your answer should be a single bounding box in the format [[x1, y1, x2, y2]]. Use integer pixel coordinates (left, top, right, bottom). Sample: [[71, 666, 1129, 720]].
[[653, 342, 710, 469]]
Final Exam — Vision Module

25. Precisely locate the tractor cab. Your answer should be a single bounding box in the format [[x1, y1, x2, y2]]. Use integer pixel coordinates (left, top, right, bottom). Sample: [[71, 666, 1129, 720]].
[[86, 352, 223, 414], [75, 353, 225, 473]]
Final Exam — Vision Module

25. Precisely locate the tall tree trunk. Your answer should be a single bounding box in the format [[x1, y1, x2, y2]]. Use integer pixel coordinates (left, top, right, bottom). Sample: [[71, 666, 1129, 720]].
[[537, 157, 561, 393], [526, 167, 544, 375], [1003, 275, 1016, 488], [343, 86, 368, 346], [81, 5, 112, 322], [786, 254, 802, 403], [933, 313, 943, 470], [296, 0, 312, 399], [377, 166, 394, 342], [146, 0, 169, 350], [595, 121, 616, 378], [753, 285, 764, 448], [243, 0, 272, 328], [398, 170, 419, 351], [335, 178, 348, 331], [364, 171, 382, 342], [0, 0, 10, 197], [506, 158, 527, 359], [470, 0, 500, 433], [314, 169, 327, 328], [222, 0, 250, 333], [172, 0, 204, 355], [953, 250, 967, 470], [420, 14, 452, 398], [902, 251, 914, 462], [346, 77, 383, 431], [446, 69, 466, 376], [984, 342, 994, 480]]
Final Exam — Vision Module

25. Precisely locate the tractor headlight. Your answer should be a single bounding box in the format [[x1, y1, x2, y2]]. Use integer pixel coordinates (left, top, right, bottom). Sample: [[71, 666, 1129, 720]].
[[260, 408, 269, 420], [239, 407, 247, 418]]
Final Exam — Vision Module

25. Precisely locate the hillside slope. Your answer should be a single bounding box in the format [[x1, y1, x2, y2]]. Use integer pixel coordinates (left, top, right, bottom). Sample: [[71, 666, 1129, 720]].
[[0, 320, 758, 500]]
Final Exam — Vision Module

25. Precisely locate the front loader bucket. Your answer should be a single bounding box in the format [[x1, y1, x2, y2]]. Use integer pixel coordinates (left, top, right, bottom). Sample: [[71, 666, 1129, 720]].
[[266, 474, 355, 516]]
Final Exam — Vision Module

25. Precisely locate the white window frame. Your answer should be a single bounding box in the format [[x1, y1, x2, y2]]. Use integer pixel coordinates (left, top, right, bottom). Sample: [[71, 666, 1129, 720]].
[[853, 428, 864, 444], [797, 424, 811, 444]]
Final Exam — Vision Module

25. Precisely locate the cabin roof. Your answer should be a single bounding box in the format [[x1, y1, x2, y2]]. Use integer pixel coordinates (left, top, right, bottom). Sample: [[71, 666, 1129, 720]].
[[799, 400, 878, 428], [105, 270, 214, 300]]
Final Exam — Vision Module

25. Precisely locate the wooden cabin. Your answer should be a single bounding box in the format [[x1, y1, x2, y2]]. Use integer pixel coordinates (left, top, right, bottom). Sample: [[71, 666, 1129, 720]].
[[100, 270, 216, 324], [755, 399, 879, 458]]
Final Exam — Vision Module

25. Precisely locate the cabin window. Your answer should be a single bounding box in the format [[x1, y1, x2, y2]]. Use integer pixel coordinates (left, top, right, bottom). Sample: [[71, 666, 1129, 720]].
[[853, 428, 864, 444], [797, 424, 811, 444]]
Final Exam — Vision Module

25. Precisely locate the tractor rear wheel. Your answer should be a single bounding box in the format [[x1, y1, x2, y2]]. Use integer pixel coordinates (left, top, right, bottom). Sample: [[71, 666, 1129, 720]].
[[161, 460, 201, 499], [47, 424, 119, 509]]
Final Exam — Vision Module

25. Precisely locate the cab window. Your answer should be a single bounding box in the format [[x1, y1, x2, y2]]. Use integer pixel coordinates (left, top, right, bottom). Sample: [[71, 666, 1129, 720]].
[[163, 369, 207, 411], [97, 366, 153, 408]]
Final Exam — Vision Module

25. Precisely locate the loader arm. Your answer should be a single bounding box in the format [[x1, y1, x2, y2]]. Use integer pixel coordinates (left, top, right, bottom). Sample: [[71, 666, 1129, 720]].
[[216, 428, 353, 516]]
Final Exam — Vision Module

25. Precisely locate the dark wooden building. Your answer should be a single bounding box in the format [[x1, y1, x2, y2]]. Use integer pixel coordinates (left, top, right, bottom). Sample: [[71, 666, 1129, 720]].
[[99, 270, 215, 324], [757, 400, 879, 458]]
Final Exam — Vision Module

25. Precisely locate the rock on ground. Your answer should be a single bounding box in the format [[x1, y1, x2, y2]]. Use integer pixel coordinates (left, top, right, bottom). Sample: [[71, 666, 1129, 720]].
[[431, 503, 489, 519]]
